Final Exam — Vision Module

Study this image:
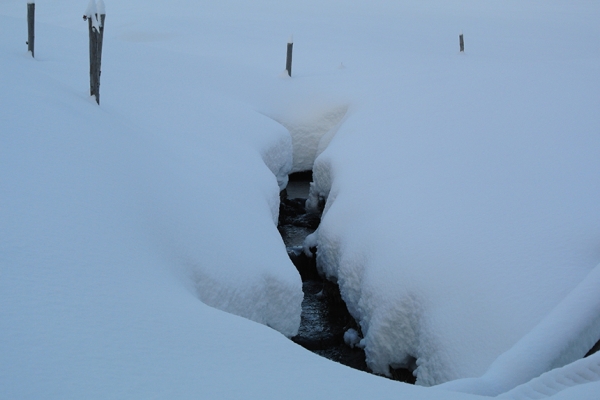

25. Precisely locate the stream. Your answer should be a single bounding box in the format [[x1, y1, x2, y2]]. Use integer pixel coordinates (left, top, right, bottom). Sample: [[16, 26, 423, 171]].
[[278, 172, 416, 383]]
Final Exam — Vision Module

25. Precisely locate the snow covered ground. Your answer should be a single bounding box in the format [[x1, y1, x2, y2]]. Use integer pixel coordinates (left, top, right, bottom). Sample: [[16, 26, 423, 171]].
[[1, 0, 599, 398]]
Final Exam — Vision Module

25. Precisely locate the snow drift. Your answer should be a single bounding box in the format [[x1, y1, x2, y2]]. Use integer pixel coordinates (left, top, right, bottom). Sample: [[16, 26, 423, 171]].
[[303, 0, 600, 385], [2, 0, 600, 398]]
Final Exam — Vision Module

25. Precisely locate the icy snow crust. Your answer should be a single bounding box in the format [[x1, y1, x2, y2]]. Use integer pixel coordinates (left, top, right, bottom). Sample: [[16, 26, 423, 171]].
[[2, 0, 600, 398]]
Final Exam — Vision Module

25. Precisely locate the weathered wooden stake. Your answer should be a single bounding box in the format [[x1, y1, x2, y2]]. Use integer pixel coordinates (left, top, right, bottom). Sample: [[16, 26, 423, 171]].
[[286, 38, 293, 77], [27, 3, 35, 57], [88, 16, 98, 103], [97, 14, 106, 102], [459, 33, 464, 53], [86, 13, 105, 104]]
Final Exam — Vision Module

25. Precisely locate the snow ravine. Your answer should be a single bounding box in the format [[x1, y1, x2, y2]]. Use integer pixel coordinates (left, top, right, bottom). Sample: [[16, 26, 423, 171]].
[[2, 0, 600, 399]]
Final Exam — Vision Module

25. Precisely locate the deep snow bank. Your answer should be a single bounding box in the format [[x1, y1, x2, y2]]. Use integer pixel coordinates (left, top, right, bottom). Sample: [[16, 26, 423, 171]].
[[0, 11, 302, 339], [0, 5, 486, 399], [497, 351, 600, 400], [304, 1, 600, 386], [440, 263, 600, 395], [3, 0, 600, 398], [273, 101, 348, 173], [308, 91, 600, 385]]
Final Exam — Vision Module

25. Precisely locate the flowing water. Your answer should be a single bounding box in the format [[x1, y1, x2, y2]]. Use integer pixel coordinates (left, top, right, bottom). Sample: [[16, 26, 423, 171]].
[[279, 172, 415, 383]]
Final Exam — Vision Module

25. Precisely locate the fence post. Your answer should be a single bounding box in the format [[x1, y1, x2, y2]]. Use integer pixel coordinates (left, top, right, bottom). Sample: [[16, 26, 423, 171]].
[[84, 1, 105, 105], [286, 36, 293, 77], [97, 1, 106, 82], [95, 12, 106, 104], [459, 33, 464, 53], [87, 15, 99, 103], [27, 2, 35, 57]]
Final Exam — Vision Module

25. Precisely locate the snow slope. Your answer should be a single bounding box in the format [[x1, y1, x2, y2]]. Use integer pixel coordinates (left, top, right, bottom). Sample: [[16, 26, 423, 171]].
[[2, 0, 600, 398], [0, 16, 302, 337], [440, 263, 600, 395], [300, 0, 600, 388], [498, 351, 600, 400]]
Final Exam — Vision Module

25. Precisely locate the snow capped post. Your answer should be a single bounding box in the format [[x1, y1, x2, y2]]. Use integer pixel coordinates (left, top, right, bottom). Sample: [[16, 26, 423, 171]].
[[26, 2, 35, 57], [459, 32, 464, 53], [83, 0, 106, 105], [286, 36, 293, 77], [97, 0, 106, 82]]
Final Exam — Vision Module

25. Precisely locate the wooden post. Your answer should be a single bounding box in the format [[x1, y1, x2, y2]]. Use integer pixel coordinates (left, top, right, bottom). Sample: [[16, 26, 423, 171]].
[[459, 33, 464, 53], [85, 12, 105, 105], [27, 3, 35, 57], [87, 16, 98, 103], [96, 13, 106, 103], [286, 37, 293, 77]]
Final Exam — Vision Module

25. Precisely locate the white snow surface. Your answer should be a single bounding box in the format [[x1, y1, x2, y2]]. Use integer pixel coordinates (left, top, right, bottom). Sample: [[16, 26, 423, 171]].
[[83, 0, 95, 16], [96, 0, 105, 15], [2, 0, 600, 398], [309, 28, 600, 383], [83, 0, 100, 30], [498, 351, 600, 400], [344, 328, 363, 349], [439, 263, 600, 395], [272, 101, 348, 173], [301, 0, 600, 390]]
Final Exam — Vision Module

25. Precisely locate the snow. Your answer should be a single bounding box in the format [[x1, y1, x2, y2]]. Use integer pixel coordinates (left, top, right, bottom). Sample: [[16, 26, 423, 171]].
[[497, 351, 600, 400], [96, 0, 105, 15], [273, 102, 348, 173], [302, 1, 600, 387], [439, 263, 600, 395], [83, 0, 96, 18], [2, 0, 600, 398], [84, 0, 100, 30], [344, 328, 364, 349]]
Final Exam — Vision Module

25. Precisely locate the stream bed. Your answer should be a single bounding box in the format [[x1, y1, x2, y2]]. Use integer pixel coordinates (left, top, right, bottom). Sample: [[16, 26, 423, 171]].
[[279, 172, 415, 383]]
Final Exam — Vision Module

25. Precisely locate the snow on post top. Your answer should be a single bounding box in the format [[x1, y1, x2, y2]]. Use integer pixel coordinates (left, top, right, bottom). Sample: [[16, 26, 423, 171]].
[[97, 0, 106, 15], [84, 0, 97, 18], [84, 0, 102, 29], [288, 35, 293, 44]]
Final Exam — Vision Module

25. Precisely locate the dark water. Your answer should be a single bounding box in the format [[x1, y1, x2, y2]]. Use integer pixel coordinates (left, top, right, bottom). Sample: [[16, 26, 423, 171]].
[[279, 172, 415, 383]]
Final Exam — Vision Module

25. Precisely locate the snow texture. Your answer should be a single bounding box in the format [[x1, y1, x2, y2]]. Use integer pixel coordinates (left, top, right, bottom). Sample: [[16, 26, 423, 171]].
[[2, 0, 600, 398], [274, 103, 348, 173], [84, 0, 100, 30], [96, 0, 105, 15], [344, 328, 363, 349], [498, 351, 600, 400], [310, 92, 600, 385], [439, 263, 600, 395], [84, 0, 96, 17], [303, 0, 600, 387]]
